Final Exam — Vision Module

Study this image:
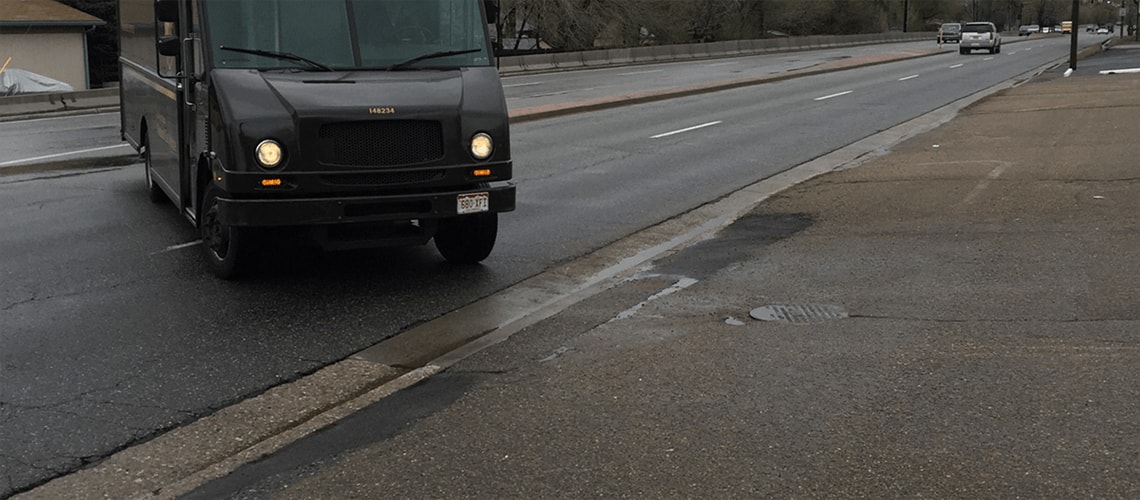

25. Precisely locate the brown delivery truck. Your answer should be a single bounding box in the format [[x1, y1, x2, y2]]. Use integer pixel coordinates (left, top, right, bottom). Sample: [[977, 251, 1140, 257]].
[[119, 0, 514, 278]]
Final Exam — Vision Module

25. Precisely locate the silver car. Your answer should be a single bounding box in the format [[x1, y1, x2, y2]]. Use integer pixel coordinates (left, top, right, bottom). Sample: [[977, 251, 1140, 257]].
[[959, 22, 1002, 54]]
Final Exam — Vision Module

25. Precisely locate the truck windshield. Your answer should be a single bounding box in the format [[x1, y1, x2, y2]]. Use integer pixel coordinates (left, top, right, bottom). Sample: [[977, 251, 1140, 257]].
[[203, 0, 492, 70]]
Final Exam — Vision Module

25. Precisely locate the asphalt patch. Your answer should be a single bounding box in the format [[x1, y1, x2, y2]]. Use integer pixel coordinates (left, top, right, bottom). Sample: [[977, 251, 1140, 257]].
[[180, 373, 474, 499], [655, 212, 813, 279]]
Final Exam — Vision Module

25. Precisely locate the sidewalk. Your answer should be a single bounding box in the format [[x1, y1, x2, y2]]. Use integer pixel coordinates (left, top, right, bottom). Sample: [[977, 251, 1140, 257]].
[[182, 59, 1140, 497], [16, 43, 1140, 499]]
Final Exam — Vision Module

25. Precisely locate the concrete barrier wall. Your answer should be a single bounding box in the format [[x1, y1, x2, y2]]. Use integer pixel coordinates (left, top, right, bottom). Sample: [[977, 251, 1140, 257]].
[[497, 32, 933, 73], [0, 87, 118, 105]]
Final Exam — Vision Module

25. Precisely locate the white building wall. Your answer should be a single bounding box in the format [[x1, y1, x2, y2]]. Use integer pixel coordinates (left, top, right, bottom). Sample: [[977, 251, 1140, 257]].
[[0, 31, 90, 90]]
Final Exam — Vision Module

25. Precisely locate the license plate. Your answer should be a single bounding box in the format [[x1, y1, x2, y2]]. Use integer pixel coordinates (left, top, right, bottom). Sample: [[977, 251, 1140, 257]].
[[457, 192, 490, 214]]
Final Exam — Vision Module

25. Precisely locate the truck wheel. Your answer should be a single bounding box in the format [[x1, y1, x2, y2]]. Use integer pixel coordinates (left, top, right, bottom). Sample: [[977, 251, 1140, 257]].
[[143, 133, 165, 204], [434, 212, 497, 264], [200, 185, 250, 279]]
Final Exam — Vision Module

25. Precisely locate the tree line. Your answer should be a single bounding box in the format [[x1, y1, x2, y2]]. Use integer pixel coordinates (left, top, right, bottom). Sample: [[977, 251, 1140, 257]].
[[495, 0, 1131, 51]]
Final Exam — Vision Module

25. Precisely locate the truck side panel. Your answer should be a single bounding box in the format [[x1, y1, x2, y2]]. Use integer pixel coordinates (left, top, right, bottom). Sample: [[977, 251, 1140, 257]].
[[118, 0, 182, 206]]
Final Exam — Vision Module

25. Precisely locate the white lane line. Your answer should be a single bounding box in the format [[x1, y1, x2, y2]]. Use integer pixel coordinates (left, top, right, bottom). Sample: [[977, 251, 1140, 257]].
[[962, 162, 1011, 205], [983, 56, 995, 61], [650, 121, 722, 139], [152, 240, 202, 255], [0, 144, 132, 167], [898, 74, 920, 81], [503, 81, 543, 88], [527, 90, 569, 98], [706, 61, 738, 67], [608, 277, 700, 322], [813, 90, 852, 101], [950, 63, 965, 68], [618, 69, 665, 76]]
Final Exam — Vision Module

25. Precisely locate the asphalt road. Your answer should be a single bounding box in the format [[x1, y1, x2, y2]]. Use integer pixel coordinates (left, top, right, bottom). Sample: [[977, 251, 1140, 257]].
[[0, 34, 1110, 496], [0, 113, 131, 171]]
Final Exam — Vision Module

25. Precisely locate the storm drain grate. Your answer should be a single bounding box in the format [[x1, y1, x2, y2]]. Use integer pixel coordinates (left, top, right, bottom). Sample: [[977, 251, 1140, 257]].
[[749, 304, 848, 324]]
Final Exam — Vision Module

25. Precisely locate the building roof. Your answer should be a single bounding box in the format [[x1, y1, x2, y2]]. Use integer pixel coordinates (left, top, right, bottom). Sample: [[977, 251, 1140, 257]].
[[0, 0, 105, 27]]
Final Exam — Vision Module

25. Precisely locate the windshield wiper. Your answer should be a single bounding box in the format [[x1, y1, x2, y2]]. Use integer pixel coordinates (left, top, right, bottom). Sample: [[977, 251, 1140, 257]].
[[219, 46, 334, 72], [387, 49, 480, 71]]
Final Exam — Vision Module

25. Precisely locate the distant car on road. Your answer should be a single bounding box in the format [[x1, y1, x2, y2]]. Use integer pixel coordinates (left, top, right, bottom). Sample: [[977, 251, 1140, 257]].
[[1018, 24, 1039, 36], [960, 22, 1002, 54], [938, 23, 962, 44], [1097, 26, 1111, 34]]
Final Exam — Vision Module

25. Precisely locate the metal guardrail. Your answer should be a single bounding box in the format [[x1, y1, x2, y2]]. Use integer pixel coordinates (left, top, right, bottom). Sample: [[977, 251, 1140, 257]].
[[497, 32, 933, 73], [0, 32, 935, 119]]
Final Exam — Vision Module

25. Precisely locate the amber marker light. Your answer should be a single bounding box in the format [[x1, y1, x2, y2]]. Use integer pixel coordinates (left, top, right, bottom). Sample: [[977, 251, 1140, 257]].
[[260, 178, 283, 187], [473, 168, 492, 177]]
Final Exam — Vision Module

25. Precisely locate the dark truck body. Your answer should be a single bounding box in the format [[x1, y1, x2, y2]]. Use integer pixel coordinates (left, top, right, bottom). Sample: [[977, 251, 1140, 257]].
[[119, 0, 513, 278]]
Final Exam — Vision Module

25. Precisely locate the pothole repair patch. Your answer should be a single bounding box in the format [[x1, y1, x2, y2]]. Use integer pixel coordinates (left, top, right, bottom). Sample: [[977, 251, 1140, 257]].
[[749, 304, 848, 324]]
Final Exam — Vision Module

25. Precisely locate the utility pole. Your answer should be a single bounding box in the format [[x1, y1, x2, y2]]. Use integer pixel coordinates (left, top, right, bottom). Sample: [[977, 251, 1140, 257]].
[[1122, 0, 1127, 39], [1070, 0, 1079, 70], [903, 0, 909, 32]]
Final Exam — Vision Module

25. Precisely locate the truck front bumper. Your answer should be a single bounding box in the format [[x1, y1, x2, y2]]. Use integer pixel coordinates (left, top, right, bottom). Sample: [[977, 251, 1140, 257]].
[[217, 183, 515, 227]]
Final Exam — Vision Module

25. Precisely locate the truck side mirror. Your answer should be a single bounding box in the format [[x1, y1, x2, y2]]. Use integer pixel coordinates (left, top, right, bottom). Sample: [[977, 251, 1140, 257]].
[[155, 0, 179, 23], [484, 0, 498, 24], [158, 35, 181, 57]]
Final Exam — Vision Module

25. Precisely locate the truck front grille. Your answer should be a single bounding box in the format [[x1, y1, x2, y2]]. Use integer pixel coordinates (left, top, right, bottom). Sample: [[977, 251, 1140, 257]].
[[320, 170, 445, 186], [318, 120, 444, 167]]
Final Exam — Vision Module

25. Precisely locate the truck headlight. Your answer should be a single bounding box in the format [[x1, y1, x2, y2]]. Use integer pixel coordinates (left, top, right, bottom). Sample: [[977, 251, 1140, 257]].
[[255, 140, 284, 169], [470, 133, 493, 160]]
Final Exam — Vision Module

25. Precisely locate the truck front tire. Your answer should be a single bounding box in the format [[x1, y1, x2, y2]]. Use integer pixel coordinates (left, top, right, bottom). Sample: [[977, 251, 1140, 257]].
[[143, 132, 166, 204], [434, 212, 498, 264], [201, 185, 252, 279]]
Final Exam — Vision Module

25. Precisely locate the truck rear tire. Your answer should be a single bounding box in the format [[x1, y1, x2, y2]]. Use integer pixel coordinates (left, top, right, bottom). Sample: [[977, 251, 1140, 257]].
[[434, 212, 497, 264], [200, 185, 252, 279]]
